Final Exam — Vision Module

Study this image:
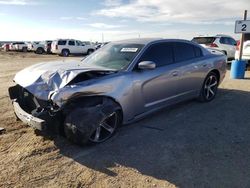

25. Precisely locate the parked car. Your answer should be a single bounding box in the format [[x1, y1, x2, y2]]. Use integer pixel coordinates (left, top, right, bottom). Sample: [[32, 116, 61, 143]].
[[9, 38, 226, 145], [9, 43, 16, 51], [27, 41, 39, 52], [51, 39, 95, 56], [1, 43, 10, 51], [14, 42, 28, 52], [235, 33, 250, 64], [192, 35, 237, 60], [42, 40, 53, 54], [27, 41, 52, 54]]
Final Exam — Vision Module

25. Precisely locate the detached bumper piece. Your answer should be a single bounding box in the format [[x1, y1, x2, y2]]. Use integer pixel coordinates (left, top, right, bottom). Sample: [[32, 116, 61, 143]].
[[13, 100, 46, 131]]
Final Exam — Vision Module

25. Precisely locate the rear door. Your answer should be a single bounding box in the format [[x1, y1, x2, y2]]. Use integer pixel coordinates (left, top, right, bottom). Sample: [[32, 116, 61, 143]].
[[172, 42, 208, 99]]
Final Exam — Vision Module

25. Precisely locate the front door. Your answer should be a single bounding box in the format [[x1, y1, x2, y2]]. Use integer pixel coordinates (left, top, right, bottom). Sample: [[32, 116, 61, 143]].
[[132, 42, 179, 115]]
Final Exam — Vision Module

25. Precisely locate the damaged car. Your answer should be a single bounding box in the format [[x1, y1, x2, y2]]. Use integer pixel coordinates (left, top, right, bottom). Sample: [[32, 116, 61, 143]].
[[9, 38, 227, 145]]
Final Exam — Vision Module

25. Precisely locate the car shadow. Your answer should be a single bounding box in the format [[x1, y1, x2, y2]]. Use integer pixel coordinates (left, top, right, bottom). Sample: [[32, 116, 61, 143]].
[[52, 88, 250, 187]]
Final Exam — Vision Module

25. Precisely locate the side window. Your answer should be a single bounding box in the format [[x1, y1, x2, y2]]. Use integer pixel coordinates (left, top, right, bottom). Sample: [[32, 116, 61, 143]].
[[68, 40, 75, 46], [139, 43, 174, 67], [76, 41, 82, 46], [173, 42, 195, 62], [220, 37, 232, 45], [228, 38, 237, 46], [58, 40, 66, 45]]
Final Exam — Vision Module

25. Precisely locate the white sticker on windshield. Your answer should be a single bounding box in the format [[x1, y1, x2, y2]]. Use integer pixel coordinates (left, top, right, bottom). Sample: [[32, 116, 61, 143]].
[[121, 48, 138, 52]]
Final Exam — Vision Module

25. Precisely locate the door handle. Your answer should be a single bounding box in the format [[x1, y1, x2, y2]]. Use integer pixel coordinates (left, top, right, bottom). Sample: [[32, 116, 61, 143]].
[[202, 64, 207, 67], [172, 71, 178, 77]]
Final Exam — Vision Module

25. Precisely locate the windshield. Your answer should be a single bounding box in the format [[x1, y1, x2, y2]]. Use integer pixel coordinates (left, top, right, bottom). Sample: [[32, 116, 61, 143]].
[[82, 43, 144, 70]]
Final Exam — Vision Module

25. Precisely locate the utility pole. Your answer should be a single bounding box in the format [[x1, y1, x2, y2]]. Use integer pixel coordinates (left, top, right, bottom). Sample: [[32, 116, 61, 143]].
[[239, 10, 247, 61]]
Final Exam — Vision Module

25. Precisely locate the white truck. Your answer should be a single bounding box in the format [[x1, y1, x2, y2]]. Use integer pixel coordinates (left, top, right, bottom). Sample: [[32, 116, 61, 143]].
[[51, 39, 95, 56], [9, 42, 28, 52], [27, 41, 52, 54]]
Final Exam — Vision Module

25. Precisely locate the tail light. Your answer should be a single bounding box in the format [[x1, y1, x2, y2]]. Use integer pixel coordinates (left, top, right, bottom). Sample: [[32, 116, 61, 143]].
[[236, 40, 240, 51], [208, 43, 218, 48]]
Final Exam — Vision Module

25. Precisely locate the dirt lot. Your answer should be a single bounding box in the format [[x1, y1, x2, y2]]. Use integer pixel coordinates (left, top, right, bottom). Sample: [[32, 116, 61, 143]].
[[0, 50, 250, 188]]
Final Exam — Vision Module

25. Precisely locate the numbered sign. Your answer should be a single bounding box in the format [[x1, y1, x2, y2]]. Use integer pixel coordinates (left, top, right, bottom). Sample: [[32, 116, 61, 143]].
[[235, 20, 250, 33]]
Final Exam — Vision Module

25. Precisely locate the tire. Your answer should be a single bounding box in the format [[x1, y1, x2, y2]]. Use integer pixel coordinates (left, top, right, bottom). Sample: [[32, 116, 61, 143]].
[[36, 47, 44, 54], [64, 99, 121, 145], [22, 47, 28, 52], [198, 72, 219, 102], [87, 49, 94, 55], [61, 49, 70, 57]]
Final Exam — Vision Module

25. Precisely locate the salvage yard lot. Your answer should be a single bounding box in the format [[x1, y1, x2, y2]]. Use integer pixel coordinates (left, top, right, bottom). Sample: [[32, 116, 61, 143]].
[[0, 51, 250, 188]]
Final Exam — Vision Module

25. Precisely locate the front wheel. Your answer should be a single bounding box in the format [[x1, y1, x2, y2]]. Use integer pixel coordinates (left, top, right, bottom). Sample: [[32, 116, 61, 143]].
[[64, 100, 121, 145], [198, 72, 219, 102]]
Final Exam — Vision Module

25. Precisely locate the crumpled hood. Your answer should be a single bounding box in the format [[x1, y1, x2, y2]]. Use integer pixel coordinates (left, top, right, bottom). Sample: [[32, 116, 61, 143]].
[[14, 60, 114, 100]]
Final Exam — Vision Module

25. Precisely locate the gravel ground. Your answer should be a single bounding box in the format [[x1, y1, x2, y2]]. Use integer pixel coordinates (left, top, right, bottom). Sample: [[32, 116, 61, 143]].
[[0, 51, 250, 188]]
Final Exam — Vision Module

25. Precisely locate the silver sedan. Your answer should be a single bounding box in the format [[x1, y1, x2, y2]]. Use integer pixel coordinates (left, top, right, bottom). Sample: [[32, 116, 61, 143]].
[[9, 38, 227, 144]]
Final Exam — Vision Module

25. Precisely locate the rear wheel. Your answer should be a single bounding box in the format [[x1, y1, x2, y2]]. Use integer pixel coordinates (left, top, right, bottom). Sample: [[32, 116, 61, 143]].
[[87, 49, 94, 55], [22, 47, 28, 52], [61, 49, 70, 57], [64, 99, 121, 145], [198, 72, 219, 102]]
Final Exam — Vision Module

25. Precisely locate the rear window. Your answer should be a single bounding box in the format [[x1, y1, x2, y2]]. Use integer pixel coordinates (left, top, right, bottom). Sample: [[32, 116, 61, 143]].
[[58, 40, 67, 45], [192, 37, 216, 44]]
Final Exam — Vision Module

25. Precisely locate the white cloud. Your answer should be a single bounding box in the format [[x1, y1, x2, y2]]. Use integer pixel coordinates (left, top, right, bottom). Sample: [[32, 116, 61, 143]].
[[0, 0, 35, 5], [96, 0, 250, 24], [89, 22, 125, 29]]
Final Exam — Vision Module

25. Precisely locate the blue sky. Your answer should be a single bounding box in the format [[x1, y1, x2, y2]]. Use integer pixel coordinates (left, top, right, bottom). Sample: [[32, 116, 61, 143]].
[[0, 0, 249, 42]]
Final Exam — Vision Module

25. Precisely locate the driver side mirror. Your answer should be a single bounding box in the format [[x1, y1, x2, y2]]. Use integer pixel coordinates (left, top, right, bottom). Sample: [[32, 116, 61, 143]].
[[138, 61, 156, 70]]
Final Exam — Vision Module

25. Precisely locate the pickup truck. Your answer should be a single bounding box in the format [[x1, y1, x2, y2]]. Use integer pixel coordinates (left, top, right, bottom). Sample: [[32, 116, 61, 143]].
[[28, 41, 52, 54]]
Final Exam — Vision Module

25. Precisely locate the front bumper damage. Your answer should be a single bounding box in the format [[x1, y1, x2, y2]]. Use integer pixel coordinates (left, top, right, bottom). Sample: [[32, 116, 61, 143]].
[[9, 85, 62, 131], [13, 100, 46, 130]]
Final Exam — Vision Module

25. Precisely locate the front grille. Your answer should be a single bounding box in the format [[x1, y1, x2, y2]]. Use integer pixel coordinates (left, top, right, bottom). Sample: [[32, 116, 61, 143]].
[[9, 85, 50, 113]]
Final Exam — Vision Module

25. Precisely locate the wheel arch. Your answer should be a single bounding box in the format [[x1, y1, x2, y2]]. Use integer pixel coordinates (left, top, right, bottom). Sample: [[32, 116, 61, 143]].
[[209, 69, 220, 83], [61, 48, 70, 53], [62, 95, 124, 122]]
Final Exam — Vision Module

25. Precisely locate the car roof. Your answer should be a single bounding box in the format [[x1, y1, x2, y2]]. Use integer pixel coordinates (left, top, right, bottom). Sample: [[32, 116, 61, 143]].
[[193, 34, 233, 38], [112, 38, 194, 45]]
